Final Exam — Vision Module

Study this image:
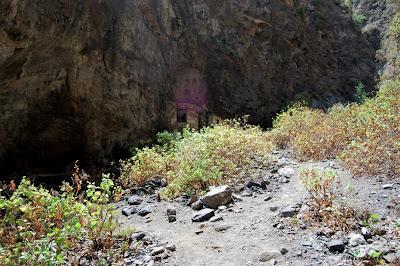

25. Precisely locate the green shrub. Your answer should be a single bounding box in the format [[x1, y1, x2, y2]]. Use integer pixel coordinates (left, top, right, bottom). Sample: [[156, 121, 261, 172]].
[[354, 81, 367, 103], [353, 14, 367, 27], [120, 119, 274, 198], [120, 147, 173, 188], [0, 174, 120, 265]]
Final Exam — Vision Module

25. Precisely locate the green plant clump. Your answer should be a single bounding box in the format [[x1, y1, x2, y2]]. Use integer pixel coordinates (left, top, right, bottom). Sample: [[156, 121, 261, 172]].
[[0, 174, 119, 265], [354, 81, 368, 104], [120, 119, 274, 198]]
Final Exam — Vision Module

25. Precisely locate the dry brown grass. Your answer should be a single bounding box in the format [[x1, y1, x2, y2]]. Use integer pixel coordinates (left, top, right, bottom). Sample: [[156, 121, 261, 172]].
[[270, 78, 400, 177]]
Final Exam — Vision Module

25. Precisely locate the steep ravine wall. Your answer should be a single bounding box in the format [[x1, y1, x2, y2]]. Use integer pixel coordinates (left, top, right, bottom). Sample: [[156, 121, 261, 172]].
[[353, 0, 400, 80], [0, 0, 377, 174]]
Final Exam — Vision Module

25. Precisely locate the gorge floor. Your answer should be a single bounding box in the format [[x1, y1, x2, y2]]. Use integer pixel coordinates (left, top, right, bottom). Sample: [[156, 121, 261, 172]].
[[116, 151, 400, 266]]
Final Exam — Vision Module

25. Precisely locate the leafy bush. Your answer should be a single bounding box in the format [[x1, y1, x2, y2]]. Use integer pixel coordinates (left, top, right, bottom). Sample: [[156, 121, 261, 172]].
[[271, 103, 356, 160], [120, 119, 274, 198], [354, 81, 367, 103], [271, 77, 400, 177], [340, 80, 400, 177], [0, 174, 121, 265], [341, 0, 367, 27], [352, 14, 367, 27], [120, 147, 173, 188]]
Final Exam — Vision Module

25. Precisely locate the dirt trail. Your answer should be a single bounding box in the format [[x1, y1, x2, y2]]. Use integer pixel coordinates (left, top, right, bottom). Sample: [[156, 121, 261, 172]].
[[117, 153, 400, 266]]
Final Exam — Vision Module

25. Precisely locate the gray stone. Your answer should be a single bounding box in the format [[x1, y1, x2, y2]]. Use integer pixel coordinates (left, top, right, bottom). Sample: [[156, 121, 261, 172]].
[[348, 233, 366, 246], [218, 205, 227, 211], [261, 180, 270, 189], [246, 180, 261, 188], [167, 207, 176, 216], [241, 189, 253, 197], [122, 206, 136, 216], [138, 206, 152, 217], [361, 227, 371, 239], [186, 195, 198, 206], [160, 179, 168, 187], [280, 247, 289, 255], [259, 250, 281, 262], [280, 206, 297, 218], [192, 208, 215, 222], [150, 246, 165, 256], [165, 244, 176, 252], [278, 167, 295, 177], [277, 224, 285, 230], [124, 259, 141, 266], [214, 224, 232, 232], [201, 185, 233, 209], [232, 194, 243, 201], [168, 215, 176, 223], [327, 240, 346, 253], [383, 252, 400, 263], [382, 183, 394, 189], [264, 195, 273, 201], [127, 195, 142, 205], [210, 215, 223, 222], [191, 200, 204, 211], [132, 231, 146, 241], [270, 206, 279, 211]]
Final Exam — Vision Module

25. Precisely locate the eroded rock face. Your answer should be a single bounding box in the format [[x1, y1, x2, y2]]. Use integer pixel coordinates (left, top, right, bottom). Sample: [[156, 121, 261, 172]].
[[353, 0, 400, 80], [0, 0, 377, 173]]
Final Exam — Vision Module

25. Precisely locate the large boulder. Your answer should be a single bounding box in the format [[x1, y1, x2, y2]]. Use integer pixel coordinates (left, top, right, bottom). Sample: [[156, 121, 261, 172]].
[[201, 185, 233, 209]]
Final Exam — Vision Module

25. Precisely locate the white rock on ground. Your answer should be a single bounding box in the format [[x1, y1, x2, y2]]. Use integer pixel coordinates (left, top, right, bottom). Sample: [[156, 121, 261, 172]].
[[348, 233, 366, 246], [278, 167, 295, 177]]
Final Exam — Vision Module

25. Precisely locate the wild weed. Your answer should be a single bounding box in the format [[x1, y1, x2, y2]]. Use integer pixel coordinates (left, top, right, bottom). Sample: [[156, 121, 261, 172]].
[[299, 167, 363, 231], [0, 170, 121, 265]]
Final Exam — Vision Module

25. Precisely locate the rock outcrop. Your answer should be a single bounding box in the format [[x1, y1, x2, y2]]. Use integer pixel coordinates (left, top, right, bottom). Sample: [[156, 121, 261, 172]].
[[0, 0, 377, 173], [353, 0, 400, 80]]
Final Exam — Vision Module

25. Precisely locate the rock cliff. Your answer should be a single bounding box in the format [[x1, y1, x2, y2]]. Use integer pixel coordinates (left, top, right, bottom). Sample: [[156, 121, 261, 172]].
[[0, 0, 378, 173], [353, 0, 400, 80]]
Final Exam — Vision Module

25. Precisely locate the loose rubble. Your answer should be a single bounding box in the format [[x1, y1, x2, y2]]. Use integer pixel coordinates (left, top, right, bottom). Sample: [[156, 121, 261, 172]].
[[116, 150, 400, 265]]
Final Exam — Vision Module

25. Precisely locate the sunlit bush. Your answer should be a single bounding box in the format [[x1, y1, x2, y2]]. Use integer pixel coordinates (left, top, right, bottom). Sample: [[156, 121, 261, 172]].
[[120, 119, 274, 198], [271, 78, 400, 177], [0, 173, 121, 265]]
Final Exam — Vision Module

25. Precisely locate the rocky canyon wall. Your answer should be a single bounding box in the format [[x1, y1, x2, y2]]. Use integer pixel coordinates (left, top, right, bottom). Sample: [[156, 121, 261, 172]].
[[353, 0, 400, 80], [0, 0, 378, 174]]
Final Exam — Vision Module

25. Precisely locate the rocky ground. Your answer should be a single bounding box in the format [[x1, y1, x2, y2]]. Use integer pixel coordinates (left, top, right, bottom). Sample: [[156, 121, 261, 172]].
[[114, 151, 400, 266]]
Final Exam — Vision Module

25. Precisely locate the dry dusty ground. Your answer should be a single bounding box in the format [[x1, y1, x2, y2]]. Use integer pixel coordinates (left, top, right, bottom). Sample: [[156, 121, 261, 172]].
[[116, 151, 400, 266]]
